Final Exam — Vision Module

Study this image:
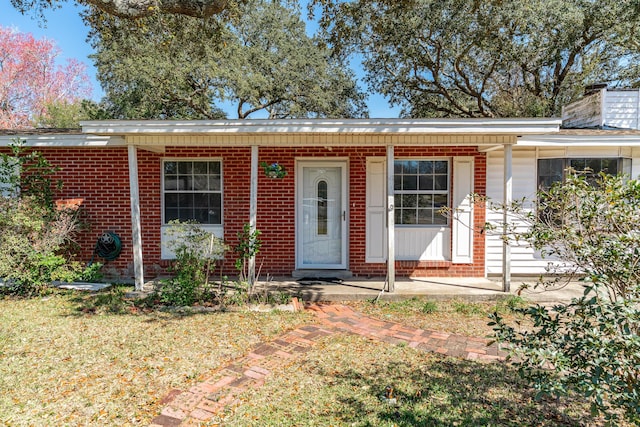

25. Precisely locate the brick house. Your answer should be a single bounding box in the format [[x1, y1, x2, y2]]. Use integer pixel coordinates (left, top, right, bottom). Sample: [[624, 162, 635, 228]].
[[5, 117, 622, 292]]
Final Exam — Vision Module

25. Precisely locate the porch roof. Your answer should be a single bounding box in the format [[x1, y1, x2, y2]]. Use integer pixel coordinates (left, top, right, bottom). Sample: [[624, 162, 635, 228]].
[[517, 128, 640, 146], [2, 118, 563, 148], [80, 118, 561, 136]]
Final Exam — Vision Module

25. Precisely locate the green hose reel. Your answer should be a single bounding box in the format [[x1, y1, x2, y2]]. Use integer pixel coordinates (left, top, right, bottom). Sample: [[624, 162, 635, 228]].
[[93, 231, 122, 262]]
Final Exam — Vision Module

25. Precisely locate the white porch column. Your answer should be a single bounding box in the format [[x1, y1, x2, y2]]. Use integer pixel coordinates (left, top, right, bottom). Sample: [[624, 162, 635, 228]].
[[248, 145, 258, 285], [502, 143, 513, 292], [127, 145, 144, 291], [386, 145, 395, 292]]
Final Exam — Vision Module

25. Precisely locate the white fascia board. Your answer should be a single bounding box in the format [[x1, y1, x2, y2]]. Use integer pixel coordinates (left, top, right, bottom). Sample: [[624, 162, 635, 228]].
[[0, 134, 126, 147], [80, 118, 562, 135], [518, 134, 640, 146]]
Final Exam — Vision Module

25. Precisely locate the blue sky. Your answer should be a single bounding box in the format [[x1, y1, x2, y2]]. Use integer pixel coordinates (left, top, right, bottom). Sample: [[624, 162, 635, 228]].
[[1, 0, 400, 118]]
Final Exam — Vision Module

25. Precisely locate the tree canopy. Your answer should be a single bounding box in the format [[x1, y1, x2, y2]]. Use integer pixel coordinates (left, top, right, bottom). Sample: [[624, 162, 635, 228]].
[[0, 26, 92, 128], [312, 0, 640, 118], [10, 0, 232, 19], [86, 0, 367, 119]]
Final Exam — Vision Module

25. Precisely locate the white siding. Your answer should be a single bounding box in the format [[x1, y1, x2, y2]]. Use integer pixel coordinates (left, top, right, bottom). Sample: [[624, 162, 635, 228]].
[[485, 148, 549, 275], [562, 90, 603, 128], [603, 90, 640, 129], [486, 147, 640, 276], [396, 227, 450, 261]]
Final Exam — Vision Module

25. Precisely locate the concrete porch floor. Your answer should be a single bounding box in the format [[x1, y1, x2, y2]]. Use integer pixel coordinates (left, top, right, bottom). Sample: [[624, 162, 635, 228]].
[[254, 276, 588, 303], [57, 276, 588, 304]]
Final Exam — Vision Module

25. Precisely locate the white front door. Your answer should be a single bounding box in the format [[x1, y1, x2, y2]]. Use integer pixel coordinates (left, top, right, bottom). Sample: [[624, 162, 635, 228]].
[[297, 161, 347, 269]]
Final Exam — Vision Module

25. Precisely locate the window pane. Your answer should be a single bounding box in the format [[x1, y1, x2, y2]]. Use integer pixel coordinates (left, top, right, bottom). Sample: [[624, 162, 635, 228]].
[[165, 193, 178, 208], [394, 161, 403, 174], [435, 175, 448, 190], [418, 175, 434, 191], [404, 161, 418, 174], [193, 175, 208, 191], [193, 209, 210, 223], [317, 180, 328, 235], [538, 159, 564, 190], [433, 213, 448, 225], [193, 193, 209, 207], [418, 161, 433, 174], [401, 209, 417, 225], [402, 175, 418, 191], [209, 176, 221, 191], [418, 194, 433, 208], [178, 193, 193, 208], [569, 158, 586, 171], [209, 162, 220, 174], [178, 176, 192, 191], [433, 194, 448, 208], [193, 161, 208, 174], [164, 161, 177, 175], [434, 161, 448, 174], [208, 207, 221, 224], [164, 176, 177, 191], [601, 158, 617, 174], [417, 208, 433, 224], [179, 209, 192, 222], [402, 194, 417, 208], [178, 162, 192, 174], [165, 208, 179, 222], [210, 193, 222, 209]]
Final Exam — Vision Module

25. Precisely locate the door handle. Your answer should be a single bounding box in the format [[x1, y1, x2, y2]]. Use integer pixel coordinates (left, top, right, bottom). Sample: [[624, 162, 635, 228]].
[[343, 210, 346, 221]]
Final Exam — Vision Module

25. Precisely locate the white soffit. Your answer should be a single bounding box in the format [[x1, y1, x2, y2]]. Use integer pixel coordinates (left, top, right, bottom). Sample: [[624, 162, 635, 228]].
[[80, 118, 562, 136]]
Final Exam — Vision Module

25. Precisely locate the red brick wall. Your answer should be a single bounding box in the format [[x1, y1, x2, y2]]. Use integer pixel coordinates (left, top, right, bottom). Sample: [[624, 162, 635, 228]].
[[11, 145, 486, 280]]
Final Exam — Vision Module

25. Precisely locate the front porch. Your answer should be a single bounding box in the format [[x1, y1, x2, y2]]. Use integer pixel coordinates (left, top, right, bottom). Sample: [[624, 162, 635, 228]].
[[254, 276, 585, 303]]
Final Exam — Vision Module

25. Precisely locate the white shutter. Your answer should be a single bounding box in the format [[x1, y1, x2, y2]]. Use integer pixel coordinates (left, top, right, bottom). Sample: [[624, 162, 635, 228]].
[[452, 157, 474, 263], [366, 157, 387, 262]]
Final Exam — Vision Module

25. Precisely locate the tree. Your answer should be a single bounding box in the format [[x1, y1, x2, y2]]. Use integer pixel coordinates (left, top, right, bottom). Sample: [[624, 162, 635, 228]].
[[0, 26, 92, 129], [85, 0, 367, 119], [10, 0, 232, 19], [312, 0, 640, 118], [489, 173, 640, 422]]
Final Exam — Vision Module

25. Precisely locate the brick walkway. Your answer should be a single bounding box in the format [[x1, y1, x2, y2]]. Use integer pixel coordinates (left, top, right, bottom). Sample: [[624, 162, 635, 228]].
[[150, 303, 506, 426]]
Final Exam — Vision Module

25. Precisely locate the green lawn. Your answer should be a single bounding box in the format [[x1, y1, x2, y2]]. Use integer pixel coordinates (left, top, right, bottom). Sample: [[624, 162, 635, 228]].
[[0, 290, 616, 426], [0, 290, 311, 426]]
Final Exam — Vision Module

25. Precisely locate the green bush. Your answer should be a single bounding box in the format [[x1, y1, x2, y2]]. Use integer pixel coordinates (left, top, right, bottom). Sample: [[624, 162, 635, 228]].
[[490, 173, 640, 423], [158, 220, 226, 306], [0, 142, 93, 296]]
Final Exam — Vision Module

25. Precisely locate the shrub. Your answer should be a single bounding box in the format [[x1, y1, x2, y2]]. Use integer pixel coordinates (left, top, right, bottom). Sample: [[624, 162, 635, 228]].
[[158, 220, 226, 306], [0, 142, 92, 296], [490, 173, 640, 423]]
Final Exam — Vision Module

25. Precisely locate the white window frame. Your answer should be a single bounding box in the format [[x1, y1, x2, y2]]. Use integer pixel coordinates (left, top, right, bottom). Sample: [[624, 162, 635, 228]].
[[161, 158, 224, 259], [393, 158, 450, 227]]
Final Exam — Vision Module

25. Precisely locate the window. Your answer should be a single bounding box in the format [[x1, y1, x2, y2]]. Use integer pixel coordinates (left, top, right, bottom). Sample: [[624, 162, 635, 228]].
[[317, 180, 328, 235], [163, 160, 222, 224], [538, 158, 631, 189], [394, 160, 449, 225]]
